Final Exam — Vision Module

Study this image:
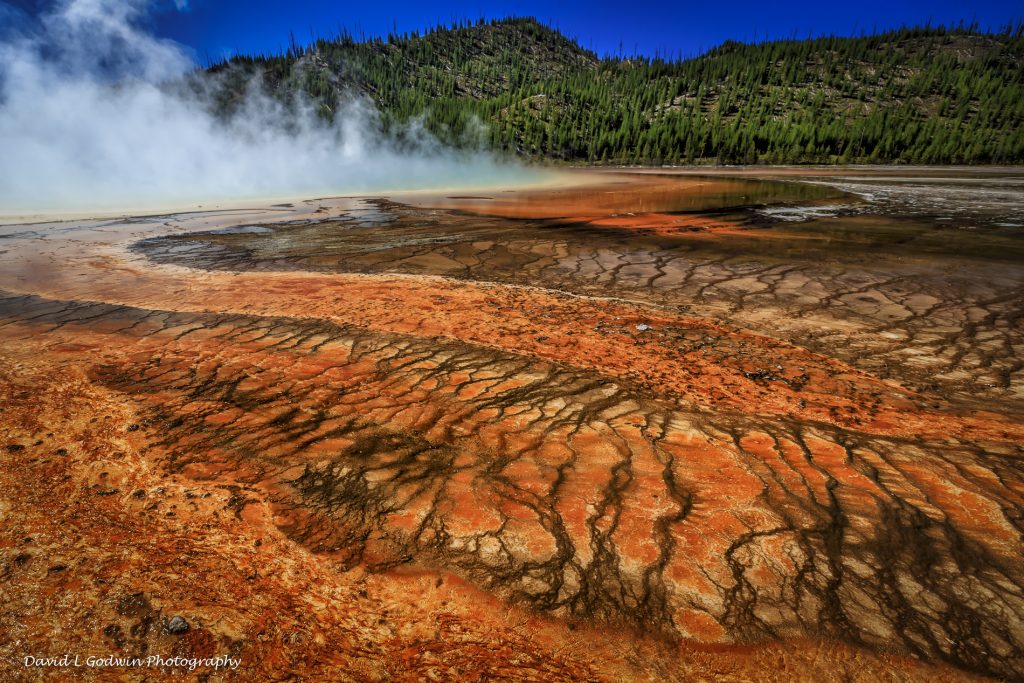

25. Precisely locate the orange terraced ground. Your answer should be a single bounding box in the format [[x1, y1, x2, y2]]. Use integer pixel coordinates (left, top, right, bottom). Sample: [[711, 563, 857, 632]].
[[0, 168, 1021, 681]]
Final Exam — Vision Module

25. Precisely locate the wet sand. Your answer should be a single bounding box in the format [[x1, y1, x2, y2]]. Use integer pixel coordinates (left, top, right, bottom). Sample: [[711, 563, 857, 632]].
[[0, 167, 1021, 681]]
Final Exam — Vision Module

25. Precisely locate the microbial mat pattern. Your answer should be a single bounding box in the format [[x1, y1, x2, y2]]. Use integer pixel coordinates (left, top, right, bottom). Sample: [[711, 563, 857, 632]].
[[0, 170, 1021, 681]]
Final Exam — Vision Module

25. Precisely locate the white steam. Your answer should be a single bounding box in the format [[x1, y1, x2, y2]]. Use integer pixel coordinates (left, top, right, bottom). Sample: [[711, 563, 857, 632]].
[[0, 0, 542, 214]]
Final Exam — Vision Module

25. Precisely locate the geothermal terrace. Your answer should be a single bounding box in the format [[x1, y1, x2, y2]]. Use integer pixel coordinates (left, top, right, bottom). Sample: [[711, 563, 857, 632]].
[[0, 168, 1021, 681]]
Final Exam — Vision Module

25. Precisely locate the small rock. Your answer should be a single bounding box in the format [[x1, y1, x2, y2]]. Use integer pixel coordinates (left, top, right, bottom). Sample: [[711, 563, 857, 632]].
[[164, 616, 189, 635], [635, 324, 652, 332], [744, 368, 779, 382]]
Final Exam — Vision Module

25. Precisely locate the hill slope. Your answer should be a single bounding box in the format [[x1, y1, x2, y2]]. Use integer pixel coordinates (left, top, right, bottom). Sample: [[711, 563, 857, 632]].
[[205, 18, 1024, 164]]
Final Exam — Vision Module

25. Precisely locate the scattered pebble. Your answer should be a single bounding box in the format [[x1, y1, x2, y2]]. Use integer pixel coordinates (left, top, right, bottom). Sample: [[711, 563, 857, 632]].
[[164, 616, 189, 635]]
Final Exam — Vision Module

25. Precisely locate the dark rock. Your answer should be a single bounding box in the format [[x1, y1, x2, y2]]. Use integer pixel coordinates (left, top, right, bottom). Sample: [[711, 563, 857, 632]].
[[164, 616, 189, 635], [743, 368, 780, 382]]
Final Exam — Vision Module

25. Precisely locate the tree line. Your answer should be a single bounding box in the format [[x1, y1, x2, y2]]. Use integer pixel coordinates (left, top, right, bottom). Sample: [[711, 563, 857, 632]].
[[204, 17, 1024, 165]]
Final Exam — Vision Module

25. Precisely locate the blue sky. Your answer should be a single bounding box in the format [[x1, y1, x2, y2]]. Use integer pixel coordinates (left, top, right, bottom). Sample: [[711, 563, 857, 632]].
[[8, 1, 1023, 63]]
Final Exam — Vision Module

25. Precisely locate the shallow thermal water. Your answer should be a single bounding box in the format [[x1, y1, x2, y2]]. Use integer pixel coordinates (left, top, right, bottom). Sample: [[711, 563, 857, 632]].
[[136, 170, 1024, 410]]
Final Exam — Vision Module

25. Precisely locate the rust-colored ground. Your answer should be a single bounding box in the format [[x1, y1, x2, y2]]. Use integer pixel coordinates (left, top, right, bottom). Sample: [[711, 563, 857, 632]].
[[0, 169, 1021, 681]]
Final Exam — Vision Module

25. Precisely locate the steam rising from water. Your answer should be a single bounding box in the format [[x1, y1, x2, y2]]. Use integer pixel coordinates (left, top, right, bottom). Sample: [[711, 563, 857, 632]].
[[0, 0, 542, 215]]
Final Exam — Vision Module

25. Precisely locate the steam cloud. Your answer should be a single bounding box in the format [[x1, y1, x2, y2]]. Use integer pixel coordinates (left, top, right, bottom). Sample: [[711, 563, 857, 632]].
[[0, 0, 542, 214]]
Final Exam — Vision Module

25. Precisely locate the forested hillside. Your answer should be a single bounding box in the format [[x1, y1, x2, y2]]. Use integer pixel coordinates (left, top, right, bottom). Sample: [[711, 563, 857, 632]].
[[202, 17, 1024, 164]]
